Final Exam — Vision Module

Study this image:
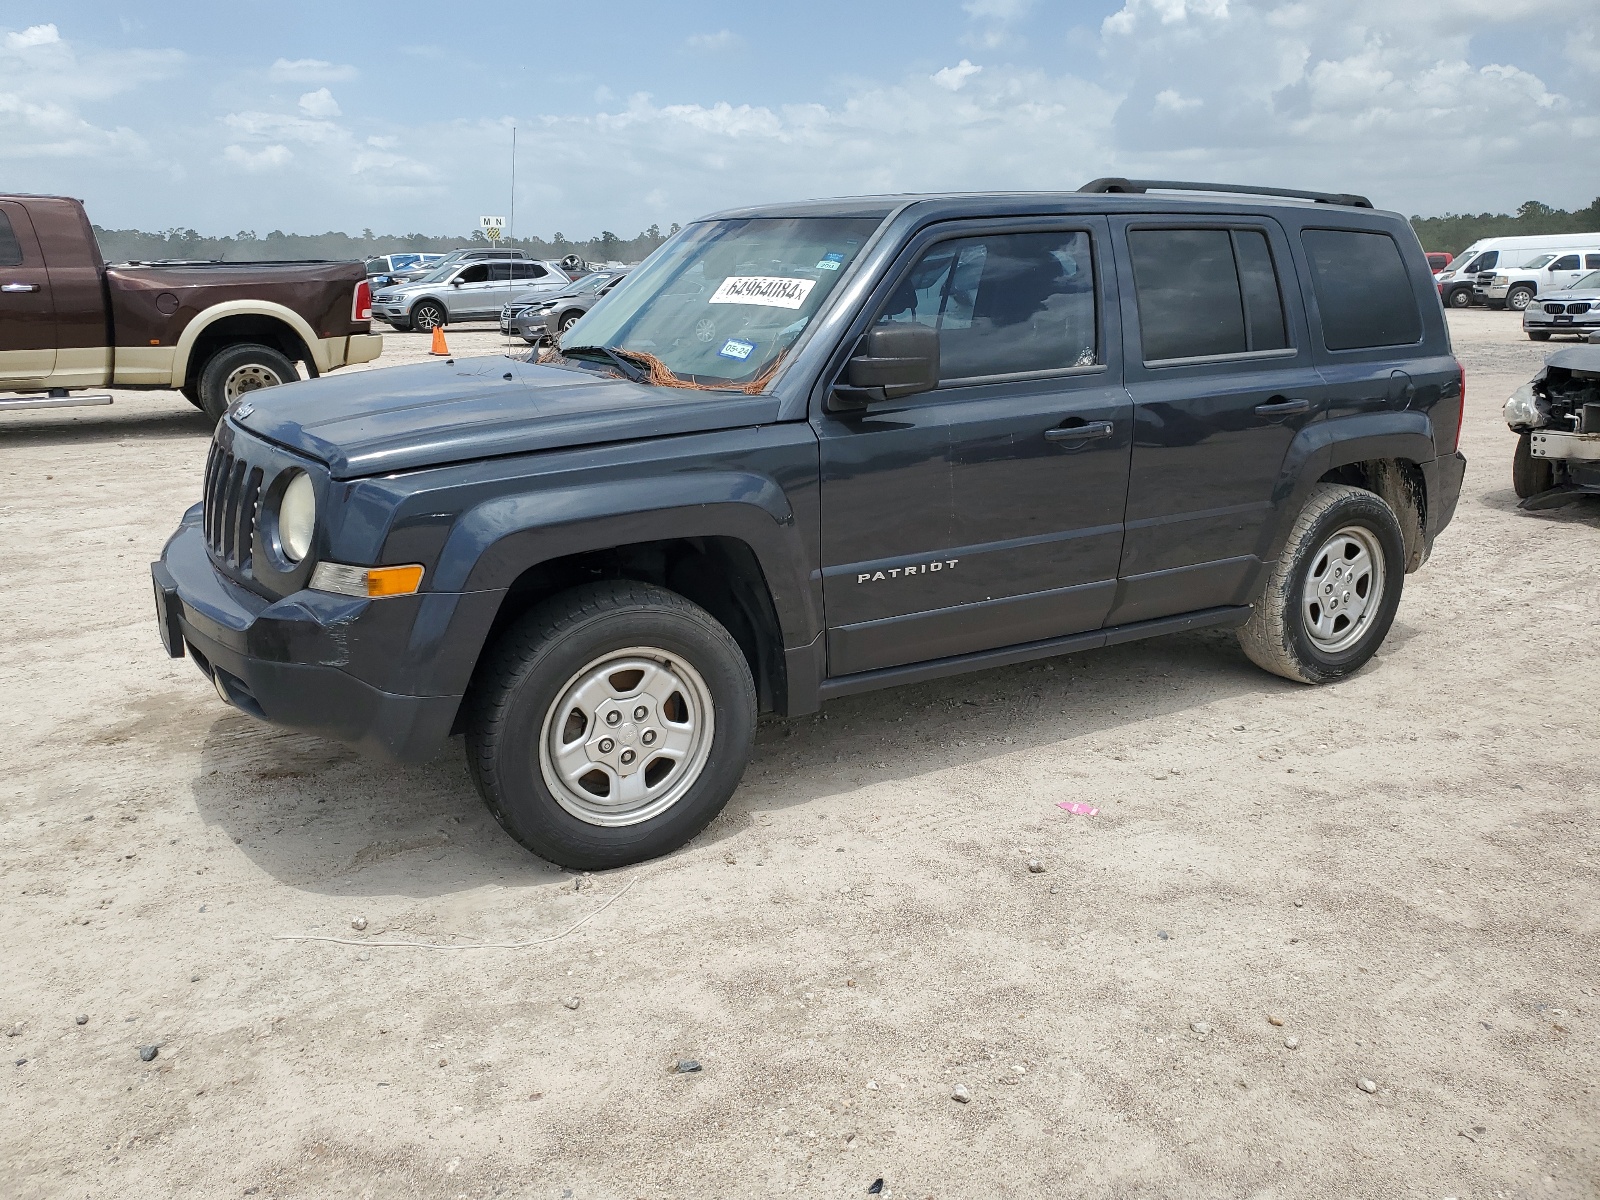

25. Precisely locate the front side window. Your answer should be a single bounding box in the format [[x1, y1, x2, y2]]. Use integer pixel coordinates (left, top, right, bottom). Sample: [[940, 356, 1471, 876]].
[[1475, 251, 1498, 271], [566, 216, 882, 386], [1128, 227, 1288, 362], [456, 264, 490, 285], [1301, 229, 1423, 351], [1551, 255, 1580, 271], [874, 231, 1098, 381]]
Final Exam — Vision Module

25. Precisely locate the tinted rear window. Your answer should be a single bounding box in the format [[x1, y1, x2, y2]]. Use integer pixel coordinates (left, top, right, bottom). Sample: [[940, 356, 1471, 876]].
[[0, 212, 21, 267], [1301, 229, 1422, 351], [1128, 227, 1288, 361]]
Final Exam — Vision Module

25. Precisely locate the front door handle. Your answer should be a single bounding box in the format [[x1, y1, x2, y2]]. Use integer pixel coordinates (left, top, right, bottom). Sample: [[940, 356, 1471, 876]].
[[1254, 397, 1309, 417], [1045, 420, 1115, 443], [1, 283, 41, 293]]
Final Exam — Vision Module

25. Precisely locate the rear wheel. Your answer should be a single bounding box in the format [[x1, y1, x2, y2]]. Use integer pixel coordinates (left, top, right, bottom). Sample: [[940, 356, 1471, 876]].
[[1237, 484, 1406, 685], [465, 581, 757, 869], [1512, 431, 1555, 498], [1506, 287, 1535, 313], [196, 343, 298, 423], [411, 301, 446, 331]]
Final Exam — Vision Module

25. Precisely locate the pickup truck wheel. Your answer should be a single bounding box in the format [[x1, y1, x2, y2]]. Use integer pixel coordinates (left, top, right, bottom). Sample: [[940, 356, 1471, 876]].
[[180, 380, 203, 410], [1237, 484, 1406, 685], [1506, 287, 1534, 312], [411, 302, 446, 331], [1512, 431, 1555, 498], [465, 581, 757, 870], [197, 343, 298, 423]]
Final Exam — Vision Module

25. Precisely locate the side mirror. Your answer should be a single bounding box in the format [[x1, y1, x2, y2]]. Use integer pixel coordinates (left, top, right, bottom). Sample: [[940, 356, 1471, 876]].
[[831, 324, 940, 410], [451, 277, 465, 287]]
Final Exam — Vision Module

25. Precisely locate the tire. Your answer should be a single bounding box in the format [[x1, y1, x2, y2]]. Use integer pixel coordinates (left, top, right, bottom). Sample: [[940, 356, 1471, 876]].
[[180, 380, 203, 410], [411, 301, 447, 331], [1237, 484, 1407, 685], [1513, 431, 1555, 499], [1527, 331, 1551, 342], [196, 343, 298, 423], [558, 310, 583, 335], [465, 581, 757, 869], [1446, 288, 1473, 309], [1506, 287, 1534, 313]]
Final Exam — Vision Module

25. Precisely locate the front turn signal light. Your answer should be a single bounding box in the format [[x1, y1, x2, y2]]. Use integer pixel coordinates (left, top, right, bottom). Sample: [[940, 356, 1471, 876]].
[[309, 562, 424, 598]]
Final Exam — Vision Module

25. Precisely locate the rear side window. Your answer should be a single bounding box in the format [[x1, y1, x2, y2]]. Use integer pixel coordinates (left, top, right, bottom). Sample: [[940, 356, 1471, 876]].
[[0, 212, 22, 267], [1128, 227, 1288, 362], [875, 230, 1098, 381], [1587, 254, 1600, 270], [1300, 229, 1423, 351]]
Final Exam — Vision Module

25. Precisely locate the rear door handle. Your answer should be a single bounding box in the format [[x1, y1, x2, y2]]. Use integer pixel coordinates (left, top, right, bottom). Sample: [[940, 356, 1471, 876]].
[[1254, 397, 1309, 417], [1, 283, 41, 293], [1045, 420, 1115, 443]]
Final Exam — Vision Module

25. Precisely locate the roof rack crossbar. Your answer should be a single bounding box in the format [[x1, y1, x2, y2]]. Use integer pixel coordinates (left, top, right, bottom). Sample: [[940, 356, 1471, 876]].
[[1078, 178, 1373, 209]]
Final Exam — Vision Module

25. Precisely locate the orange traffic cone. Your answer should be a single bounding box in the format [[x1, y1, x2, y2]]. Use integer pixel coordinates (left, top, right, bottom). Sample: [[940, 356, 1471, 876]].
[[429, 324, 450, 356]]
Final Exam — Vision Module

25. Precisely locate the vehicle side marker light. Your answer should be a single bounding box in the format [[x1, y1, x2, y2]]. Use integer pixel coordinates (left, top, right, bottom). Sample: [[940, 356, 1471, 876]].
[[309, 562, 425, 598]]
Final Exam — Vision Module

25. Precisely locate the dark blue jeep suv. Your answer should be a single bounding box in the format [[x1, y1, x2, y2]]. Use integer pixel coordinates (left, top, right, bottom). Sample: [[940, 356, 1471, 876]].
[[153, 179, 1467, 868]]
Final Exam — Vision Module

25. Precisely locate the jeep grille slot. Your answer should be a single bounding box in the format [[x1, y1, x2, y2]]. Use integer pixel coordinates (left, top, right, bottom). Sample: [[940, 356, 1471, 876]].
[[202, 442, 265, 574]]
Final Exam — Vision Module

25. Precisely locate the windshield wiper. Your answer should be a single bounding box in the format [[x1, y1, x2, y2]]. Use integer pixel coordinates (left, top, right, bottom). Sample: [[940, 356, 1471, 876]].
[[560, 345, 650, 385]]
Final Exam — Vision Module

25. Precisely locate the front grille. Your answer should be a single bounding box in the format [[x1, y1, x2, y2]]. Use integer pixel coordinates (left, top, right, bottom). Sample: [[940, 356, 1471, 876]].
[[1545, 304, 1565, 314], [202, 441, 264, 573], [1570, 302, 1591, 315]]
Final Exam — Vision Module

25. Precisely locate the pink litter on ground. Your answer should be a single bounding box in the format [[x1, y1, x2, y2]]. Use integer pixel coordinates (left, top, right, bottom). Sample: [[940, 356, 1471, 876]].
[[1057, 801, 1099, 816]]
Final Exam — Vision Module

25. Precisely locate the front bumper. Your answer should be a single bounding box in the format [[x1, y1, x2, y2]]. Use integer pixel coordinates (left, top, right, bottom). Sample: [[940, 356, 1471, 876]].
[[152, 511, 502, 762], [1523, 308, 1599, 332]]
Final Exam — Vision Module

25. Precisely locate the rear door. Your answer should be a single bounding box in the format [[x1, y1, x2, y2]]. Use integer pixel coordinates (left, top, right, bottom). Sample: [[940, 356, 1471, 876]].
[[816, 218, 1133, 676], [0, 201, 56, 386], [1108, 217, 1326, 624]]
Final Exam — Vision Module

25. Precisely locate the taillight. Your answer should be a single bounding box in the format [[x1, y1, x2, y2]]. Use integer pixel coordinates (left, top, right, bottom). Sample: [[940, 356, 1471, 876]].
[[1454, 361, 1466, 453], [352, 279, 372, 323]]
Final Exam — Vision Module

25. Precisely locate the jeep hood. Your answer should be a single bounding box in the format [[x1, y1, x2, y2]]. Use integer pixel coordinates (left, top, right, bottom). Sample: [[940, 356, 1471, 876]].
[[234, 355, 781, 478]]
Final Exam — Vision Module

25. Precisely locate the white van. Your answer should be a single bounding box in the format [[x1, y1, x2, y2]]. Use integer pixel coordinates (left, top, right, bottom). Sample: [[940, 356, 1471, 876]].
[[1433, 233, 1600, 310], [1484, 245, 1600, 311]]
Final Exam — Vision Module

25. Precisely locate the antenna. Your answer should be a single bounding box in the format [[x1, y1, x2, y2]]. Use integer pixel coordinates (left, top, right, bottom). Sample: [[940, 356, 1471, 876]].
[[506, 124, 517, 321]]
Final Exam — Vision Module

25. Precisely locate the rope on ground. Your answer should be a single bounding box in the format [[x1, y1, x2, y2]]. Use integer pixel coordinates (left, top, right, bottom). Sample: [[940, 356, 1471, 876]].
[[274, 877, 638, 950]]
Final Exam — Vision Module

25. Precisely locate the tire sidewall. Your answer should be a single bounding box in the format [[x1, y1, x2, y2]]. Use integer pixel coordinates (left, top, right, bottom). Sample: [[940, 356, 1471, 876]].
[[1278, 492, 1406, 683], [1507, 288, 1533, 312], [471, 600, 755, 869], [1447, 288, 1472, 309], [197, 343, 296, 423]]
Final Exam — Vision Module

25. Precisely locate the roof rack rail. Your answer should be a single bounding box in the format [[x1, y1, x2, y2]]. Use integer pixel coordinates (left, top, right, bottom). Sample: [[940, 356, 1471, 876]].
[[1078, 178, 1373, 209]]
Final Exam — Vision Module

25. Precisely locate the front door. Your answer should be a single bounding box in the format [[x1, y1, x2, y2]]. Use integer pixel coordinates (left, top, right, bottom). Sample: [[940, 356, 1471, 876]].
[[445, 263, 494, 319], [816, 219, 1132, 677], [1548, 254, 1587, 292], [0, 201, 56, 388], [1107, 218, 1326, 625]]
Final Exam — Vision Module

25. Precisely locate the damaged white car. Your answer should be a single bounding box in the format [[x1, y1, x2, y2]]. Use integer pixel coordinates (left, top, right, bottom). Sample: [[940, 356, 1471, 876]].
[[1505, 333, 1600, 507]]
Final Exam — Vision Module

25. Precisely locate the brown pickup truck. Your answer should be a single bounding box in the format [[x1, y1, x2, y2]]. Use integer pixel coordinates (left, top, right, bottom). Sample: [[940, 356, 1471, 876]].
[[0, 194, 382, 421]]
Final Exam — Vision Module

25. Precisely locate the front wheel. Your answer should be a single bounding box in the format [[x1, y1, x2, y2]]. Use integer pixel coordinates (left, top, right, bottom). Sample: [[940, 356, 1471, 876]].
[[196, 343, 298, 423], [558, 311, 583, 335], [1506, 287, 1535, 313], [411, 301, 446, 331], [1237, 484, 1406, 685], [1513, 431, 1555, 498], [1527, 331, 1551, 342], [465, 581, 757, 869], [1446, 288, 1473, 309]]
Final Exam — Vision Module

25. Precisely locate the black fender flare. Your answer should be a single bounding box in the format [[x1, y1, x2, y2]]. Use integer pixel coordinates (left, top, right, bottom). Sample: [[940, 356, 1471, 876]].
[[429, 468, 820, 645], [1261, 411, 1438, 567]]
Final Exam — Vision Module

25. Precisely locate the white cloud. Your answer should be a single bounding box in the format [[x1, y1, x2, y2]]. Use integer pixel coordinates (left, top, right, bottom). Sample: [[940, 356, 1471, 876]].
[[932, 60, 983, 91], [269, 57, 357, 83], [686, 30, 741, 52], [5, 23, 59, 49], [298, 87, 341, 119], [1154, 88, 1201, 112], [223, 144, 293, 172]]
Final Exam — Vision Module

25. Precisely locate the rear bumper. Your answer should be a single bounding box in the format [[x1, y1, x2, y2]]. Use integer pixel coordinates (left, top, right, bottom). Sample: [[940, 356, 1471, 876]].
[[152, 512, 502, 762], [1428, 451, 1468, 542], [345, 332, 383, 365]]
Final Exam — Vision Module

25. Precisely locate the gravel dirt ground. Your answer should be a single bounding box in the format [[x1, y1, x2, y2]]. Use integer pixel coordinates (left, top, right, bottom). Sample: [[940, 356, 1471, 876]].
[[2, 312, 1596, 1200]]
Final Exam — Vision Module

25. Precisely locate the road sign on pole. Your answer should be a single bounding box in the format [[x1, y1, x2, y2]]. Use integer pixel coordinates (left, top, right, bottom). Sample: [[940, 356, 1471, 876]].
[[480, 215, 505, 242]]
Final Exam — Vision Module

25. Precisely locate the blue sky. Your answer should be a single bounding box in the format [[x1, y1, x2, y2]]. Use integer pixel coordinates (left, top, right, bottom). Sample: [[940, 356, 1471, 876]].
[[3, 1, 1597, 239]]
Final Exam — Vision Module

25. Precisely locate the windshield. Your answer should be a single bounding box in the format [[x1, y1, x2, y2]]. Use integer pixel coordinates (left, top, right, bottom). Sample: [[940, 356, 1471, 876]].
[[1521, 254, 1557, 269], [564, 216, 883, 387], [1571, 270, 1600, 291], [411, 263, 461, 286]]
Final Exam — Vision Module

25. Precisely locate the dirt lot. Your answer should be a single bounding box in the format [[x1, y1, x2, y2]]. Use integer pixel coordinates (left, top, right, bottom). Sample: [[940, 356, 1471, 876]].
[[2, 312, 1596, 1199]]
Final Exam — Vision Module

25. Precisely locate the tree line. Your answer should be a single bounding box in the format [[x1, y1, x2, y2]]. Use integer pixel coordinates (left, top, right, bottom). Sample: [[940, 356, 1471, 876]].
[[91, 197, 1600, 265], [1410, 198, 1600, 256], [91, 224, 681, 265]]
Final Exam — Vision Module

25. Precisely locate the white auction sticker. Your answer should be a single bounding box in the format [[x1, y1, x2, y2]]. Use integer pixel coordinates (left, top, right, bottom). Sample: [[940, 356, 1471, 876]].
[[708, 276, 817, 309]]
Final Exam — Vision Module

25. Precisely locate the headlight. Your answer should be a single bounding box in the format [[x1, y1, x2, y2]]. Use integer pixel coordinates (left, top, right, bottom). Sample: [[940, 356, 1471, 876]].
[[278, 471, 316, 562], [1493, 275, 1508, 286], [1503, 382, 1547, 431]]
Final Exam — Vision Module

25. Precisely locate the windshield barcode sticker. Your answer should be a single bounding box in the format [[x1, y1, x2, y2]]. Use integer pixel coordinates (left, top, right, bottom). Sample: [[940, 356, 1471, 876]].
[[709, 276, 816, 309]]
